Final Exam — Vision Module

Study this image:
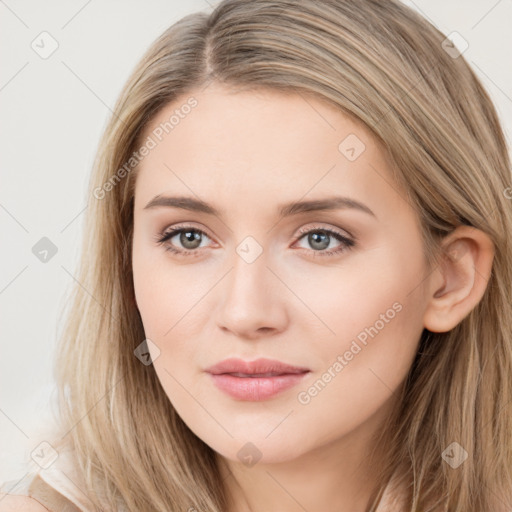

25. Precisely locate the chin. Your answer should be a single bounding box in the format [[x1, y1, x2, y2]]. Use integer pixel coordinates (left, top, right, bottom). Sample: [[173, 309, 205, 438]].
[[201, 430, 311, 467]]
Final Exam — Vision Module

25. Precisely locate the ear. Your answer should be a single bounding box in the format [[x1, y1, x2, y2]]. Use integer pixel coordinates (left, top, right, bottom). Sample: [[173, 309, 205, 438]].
[[423, 225, 495, 333]]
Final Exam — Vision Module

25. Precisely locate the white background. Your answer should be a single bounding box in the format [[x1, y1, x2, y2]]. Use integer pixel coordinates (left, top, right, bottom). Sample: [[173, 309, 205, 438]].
[[1, 0, 511, 483]]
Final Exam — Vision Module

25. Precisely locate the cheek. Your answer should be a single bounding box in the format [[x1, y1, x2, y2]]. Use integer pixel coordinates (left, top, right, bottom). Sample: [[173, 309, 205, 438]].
[[133, 271, 198, 366], [290, 308, 423, 456], [294, 242, 424, 351], [132, 261, 203, 414], [132, 243, 211, 385], [293, 297, 422, 445], [293, 241, 426, 420], [132, 235, 198, 336]]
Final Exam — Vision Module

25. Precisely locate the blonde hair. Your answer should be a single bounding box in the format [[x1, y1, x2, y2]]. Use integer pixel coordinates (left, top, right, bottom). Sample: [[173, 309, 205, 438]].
[[50, 0, 512, 510]]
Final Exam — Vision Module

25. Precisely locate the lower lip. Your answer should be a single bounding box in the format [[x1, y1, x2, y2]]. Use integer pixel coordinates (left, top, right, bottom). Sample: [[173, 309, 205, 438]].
[[208, 372, 310, 401]]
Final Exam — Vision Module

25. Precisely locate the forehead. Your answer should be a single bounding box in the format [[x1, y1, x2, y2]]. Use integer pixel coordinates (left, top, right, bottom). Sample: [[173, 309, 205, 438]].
[[133, 84, 405, 219], [139, 83, 377, 163]]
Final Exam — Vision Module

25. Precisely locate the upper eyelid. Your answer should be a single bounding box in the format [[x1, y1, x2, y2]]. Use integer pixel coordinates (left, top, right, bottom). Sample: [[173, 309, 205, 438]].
[[296, 223, 353, 239]]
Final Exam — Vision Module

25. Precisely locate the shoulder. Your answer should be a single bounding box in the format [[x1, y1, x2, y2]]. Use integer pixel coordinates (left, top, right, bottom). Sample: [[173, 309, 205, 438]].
[[0, 493, 51, 511]]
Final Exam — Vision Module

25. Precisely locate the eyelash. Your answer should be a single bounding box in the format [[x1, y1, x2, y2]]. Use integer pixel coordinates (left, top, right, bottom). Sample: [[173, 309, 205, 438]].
[[154, 223, 356, 259]]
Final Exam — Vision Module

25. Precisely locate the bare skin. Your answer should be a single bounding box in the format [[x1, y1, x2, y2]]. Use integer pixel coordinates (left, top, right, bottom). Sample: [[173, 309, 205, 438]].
[[131, 83, 494, 512]]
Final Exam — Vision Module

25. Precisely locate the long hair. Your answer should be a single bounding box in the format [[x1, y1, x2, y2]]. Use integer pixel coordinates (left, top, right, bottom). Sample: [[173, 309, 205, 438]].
[[49, 0, 512, 510]]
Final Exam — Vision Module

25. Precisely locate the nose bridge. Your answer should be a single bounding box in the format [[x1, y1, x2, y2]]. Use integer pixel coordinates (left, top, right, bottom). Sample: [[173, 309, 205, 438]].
[[214, 235, 288, 337], [227, 235, 272, 304]]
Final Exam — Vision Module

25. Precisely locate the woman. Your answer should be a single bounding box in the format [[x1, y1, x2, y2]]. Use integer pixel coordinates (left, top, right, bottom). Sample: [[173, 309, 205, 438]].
[[1, 0, 511, 510]]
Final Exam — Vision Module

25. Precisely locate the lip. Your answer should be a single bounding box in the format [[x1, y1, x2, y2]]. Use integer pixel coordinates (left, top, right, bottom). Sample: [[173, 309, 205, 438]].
[[205, 357, 311, 401]]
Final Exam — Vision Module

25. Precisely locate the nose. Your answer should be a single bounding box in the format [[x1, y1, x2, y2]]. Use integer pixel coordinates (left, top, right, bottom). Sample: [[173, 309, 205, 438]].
[[214, 245, 289, 340]]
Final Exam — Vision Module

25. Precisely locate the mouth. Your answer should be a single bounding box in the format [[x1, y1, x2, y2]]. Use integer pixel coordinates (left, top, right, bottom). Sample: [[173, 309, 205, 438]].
[[205, 358, 311, 401]]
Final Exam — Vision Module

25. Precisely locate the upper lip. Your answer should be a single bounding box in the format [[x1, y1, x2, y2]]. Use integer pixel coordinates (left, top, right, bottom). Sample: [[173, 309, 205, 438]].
[[205, 357, 310, 376]]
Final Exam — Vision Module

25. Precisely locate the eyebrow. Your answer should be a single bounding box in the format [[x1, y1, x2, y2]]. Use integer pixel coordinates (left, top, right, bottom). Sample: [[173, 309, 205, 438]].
[[143, 195, 376, 219]]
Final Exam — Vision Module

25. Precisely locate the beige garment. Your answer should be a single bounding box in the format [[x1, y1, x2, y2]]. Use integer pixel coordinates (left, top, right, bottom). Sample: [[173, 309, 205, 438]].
[[0, 444, 94, 512]]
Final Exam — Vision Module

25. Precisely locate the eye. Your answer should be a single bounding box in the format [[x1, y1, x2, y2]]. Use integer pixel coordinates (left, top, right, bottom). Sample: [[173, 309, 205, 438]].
[[154, 224, 214, 257], [293, 225, 355, 258]]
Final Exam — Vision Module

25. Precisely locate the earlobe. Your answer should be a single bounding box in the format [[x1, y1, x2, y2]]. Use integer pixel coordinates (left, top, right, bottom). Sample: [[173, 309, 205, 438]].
[[423, 226, 494, 333]]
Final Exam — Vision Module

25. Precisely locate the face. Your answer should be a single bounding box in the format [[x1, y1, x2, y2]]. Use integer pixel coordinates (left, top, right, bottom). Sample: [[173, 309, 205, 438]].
[[132, 83, 430, 466]]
